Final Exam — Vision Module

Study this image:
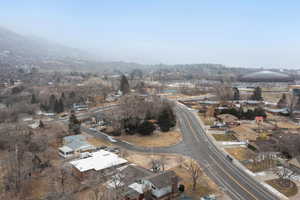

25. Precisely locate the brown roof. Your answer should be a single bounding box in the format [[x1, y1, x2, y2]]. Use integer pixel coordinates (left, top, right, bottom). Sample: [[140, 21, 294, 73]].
[[217, 114, 238, 123], [231, 125, 258, 141], [145, 170, 177, 189]]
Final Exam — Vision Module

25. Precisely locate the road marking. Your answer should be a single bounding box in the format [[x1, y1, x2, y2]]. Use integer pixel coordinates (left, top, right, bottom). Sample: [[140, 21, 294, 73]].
[[209, 155, 258, 200], [180, 108, 258, 200]]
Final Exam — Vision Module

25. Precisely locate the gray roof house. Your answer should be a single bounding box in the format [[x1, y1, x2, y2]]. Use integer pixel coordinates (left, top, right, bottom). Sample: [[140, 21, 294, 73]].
[[59, 135, 95, 158]]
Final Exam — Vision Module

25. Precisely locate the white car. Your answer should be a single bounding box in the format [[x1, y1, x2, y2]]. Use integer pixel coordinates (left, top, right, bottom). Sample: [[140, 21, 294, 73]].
[[89, 128, 97, 131], [107, 136, 117, 143]]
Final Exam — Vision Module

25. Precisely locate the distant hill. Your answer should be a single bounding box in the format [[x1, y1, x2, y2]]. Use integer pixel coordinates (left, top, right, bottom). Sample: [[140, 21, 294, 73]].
[[0, 26, 91, 64], [0, 26, 251, 75]]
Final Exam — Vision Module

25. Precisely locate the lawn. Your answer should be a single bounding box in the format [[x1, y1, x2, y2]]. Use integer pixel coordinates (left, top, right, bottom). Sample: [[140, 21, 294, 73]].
[[225, 147, 256, 161], [266, 179, 298, 197], [124, 151, 182, 170], [85, 134, 112, 147], [212, 134, 237, 141], [119, 130, 182, 147], [198, 114, 214, 126], [171, 165, 218, 199]]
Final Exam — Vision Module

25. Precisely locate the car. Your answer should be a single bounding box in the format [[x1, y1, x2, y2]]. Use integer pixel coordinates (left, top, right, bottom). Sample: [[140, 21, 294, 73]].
[[89, 127, 97, 131], [226, 155, 233, 162], [107, 136, 117, 143], [96, 146, 107, 150], [106, 147, 120, 153]]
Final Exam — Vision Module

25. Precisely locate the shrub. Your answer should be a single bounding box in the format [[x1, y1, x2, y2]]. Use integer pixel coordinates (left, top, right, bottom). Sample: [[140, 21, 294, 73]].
[[137, 121, 156, 135]]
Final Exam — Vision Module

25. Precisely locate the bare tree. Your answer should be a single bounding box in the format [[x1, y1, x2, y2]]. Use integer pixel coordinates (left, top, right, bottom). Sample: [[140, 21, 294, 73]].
[[85, 172, 109, 200], [150, 159, 161, 173], [159, 155, 167, 172], [184, 161, 202, 191], [273, 162, 295, 187]]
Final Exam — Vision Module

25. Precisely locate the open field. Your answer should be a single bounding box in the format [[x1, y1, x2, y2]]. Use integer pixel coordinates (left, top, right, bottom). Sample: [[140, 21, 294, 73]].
[[118, 130, 182, 147], [262, 92, 285, 103], [212, 134, 237, 141], [85, 133, 112, 147], [266, 179, 298, 197], [276, 121, 300, 129], [124, 151, 182, 170], [225, 147, 256, 161]]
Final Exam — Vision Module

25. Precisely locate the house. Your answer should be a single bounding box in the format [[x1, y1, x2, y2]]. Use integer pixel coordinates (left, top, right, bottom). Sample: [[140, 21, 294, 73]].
[[58, 135, 95, 158], [216, 114, 239, 127], [70, 150, 128, 180], [255, 116, 264, 124], [264, 107, 289, 115], [231, 125, 258, 142], [106, 164, 154, 200], [127, 171, 179, 200]]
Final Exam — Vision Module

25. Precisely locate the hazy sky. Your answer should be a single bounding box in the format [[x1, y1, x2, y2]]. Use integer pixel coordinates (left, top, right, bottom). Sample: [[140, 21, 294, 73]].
[[1, 1, 300, 67]]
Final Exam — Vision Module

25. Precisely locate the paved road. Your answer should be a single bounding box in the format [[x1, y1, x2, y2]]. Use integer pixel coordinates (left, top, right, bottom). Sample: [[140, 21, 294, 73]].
[[175, 104, 280, 200], [63, 103, 280, 200]]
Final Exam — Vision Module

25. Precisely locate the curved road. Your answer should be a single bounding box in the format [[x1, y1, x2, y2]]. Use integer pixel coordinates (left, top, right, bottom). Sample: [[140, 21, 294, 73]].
[[72, 103, 280, 200]]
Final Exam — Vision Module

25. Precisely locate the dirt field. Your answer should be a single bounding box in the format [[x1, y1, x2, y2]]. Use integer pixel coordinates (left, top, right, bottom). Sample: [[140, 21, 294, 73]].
[[118, 130, 182, 147], [84, 133, 112, 147], [266, 179, 298, 197], [225, 147, 256, 161], [171, 165, 219, 199], [212, 134, 237, 141], [276, 121, 300, 129], [124, 151, 182, 170], [199, 114, 214, 126], [262, 92, 285, 103]]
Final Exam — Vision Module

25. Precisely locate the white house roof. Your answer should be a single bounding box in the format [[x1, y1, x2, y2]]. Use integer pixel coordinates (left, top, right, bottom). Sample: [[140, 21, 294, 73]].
[[70, 150, 128, 172], [59, 146, 74, 153], [128, 183, 145, 194]]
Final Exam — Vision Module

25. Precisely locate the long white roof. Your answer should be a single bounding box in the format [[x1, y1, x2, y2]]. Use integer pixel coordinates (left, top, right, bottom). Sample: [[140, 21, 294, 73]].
[[70, 150, 128, 172]]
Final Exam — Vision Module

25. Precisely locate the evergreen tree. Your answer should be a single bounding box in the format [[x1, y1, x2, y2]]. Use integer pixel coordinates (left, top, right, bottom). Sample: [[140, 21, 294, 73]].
[[61, 92, 66, 100], [39, 120, 45, 128], [53, 99, 60, 113], [58, 98, 64, 113], [254, 107, 267, 118], [137, 120, 156, 135], [69, 110, 81, 134], [120, 74, 130, 94], [49, 94, 56, 112], [30, 94, 38, 104], [233, 87, 240, 101], [277, 93, 287, 108], [251, 87, 263, 101], [158, 107, 176, 132]]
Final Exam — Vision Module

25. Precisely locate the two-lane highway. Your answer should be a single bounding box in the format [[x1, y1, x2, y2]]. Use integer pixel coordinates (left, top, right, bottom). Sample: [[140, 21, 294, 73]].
[[176, 104, 279, 200]]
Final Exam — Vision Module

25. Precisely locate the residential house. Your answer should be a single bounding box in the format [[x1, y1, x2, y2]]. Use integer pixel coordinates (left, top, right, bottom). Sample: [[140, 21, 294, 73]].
[[231, 125, 258, 142], [58, 135, 95, 158], [127, 171, 179, 200], [216, 114, 239, 127]]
